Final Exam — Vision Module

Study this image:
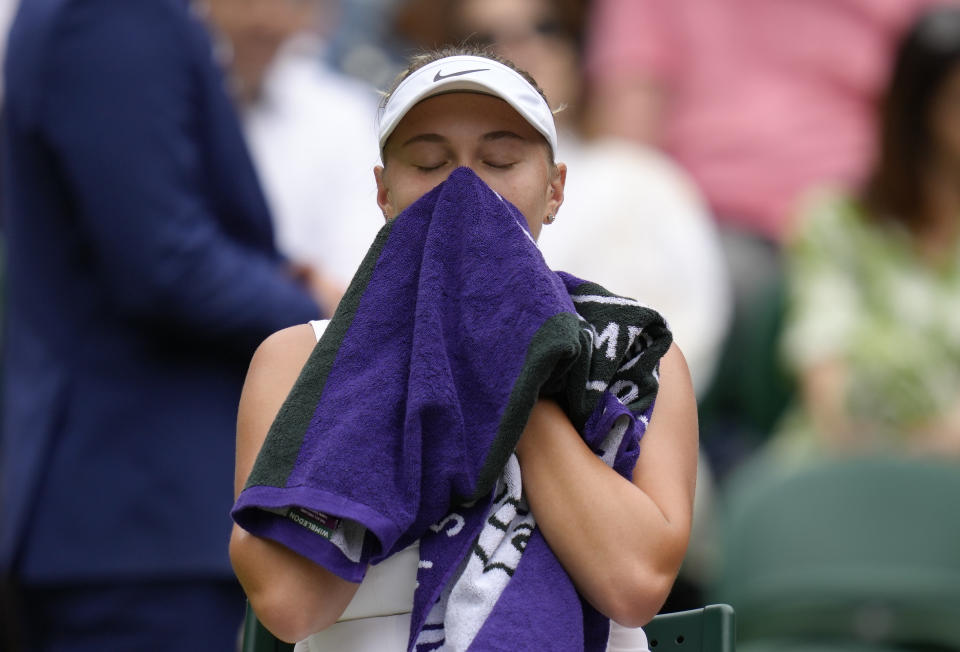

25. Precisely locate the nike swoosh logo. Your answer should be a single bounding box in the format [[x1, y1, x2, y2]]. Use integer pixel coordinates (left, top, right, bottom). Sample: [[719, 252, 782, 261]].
[[433, 68, 490, 82]]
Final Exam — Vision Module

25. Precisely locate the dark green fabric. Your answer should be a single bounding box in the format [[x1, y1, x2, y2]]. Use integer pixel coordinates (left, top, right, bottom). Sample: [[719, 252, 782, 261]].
[[244, 220, 396, 490], [470, 312, 582, 502]]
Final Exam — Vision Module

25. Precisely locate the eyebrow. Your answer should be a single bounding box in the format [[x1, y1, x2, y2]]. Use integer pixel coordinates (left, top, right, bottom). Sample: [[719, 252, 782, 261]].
[[400, 133, 446, 148], [399, 130, 528, 148], [482, 130, 526, 143]]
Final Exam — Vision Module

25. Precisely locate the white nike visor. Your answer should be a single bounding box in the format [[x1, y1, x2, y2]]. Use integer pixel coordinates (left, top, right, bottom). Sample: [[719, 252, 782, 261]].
[[376, 54, 558, 159]]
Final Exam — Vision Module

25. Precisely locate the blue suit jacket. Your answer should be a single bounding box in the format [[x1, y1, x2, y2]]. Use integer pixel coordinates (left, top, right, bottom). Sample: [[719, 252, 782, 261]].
[[0, 0, 321, 581]]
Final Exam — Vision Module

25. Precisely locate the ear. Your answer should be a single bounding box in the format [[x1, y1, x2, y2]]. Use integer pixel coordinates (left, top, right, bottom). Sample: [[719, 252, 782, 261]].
[[544, 162, 567, 223], [374, 165, 392, 221]]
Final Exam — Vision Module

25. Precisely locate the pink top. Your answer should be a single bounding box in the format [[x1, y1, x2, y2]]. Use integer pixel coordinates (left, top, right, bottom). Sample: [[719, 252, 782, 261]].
[[586, 0, 954, 240]]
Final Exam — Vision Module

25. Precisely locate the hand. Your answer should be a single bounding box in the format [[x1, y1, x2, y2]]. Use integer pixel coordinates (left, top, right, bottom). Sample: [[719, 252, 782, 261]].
[[287, 262, 346, 317], [908, 400, 960, 457]]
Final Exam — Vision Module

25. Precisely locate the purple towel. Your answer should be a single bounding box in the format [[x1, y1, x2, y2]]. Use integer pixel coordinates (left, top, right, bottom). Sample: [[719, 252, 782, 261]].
[[232, 167, 671, 650]]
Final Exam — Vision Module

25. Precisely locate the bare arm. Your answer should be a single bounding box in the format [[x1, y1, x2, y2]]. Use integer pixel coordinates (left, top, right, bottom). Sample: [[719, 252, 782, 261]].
[[229, 325, 360, 643], [801, 359, 960, 457], [799, 359, 871, 452], [909, 398, 960, 456], [515, 343, 698, 627], [800, 359, 933, 454]]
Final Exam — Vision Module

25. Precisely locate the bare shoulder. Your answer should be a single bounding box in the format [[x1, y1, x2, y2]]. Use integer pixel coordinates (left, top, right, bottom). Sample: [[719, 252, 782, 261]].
[[652, 342, 697, 438], [659, 343, 694, 397], [240, 324, 318, 421], [249, 324, 318, 377], [632, 341, 698, 506], [235, 324, 319, 495]]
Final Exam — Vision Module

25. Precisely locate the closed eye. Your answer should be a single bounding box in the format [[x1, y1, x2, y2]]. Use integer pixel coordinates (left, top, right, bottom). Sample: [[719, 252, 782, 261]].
[[414, 162, 447, 172], [484, 161, 516, 170]]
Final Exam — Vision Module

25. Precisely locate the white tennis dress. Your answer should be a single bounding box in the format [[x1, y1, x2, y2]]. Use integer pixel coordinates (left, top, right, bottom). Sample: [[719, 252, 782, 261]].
[[296, 321, 649, 652]]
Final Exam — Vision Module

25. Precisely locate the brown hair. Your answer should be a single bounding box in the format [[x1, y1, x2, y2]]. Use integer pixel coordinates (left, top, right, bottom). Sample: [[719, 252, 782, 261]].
[[862, 6, 960, 230], [392, 0, 588, 55]]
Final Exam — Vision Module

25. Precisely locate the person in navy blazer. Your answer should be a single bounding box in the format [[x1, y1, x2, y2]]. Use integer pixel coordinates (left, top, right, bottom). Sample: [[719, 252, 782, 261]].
[[0, 0, 331, 649]]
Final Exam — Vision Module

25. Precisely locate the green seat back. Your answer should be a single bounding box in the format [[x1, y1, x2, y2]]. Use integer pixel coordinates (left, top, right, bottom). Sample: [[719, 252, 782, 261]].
[[713, 456, 960, 649], [645, 604, 736, 652]]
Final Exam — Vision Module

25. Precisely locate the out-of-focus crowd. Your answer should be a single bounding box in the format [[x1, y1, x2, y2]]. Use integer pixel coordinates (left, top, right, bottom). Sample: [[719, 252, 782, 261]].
[[2, 0, 960, 650]]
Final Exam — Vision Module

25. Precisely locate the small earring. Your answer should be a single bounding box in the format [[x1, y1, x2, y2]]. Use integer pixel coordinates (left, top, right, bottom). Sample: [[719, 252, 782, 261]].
[[544, 213, 556, 225]]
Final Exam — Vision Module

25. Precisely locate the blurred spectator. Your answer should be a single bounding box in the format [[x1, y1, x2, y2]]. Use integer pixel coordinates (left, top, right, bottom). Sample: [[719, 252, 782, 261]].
[[204, 0, 383, 297], [391, 0, 730, 616], [328, 0, 405, 88], [0, 0, 20, 336], [0, 1, 327, 650], [770, 5, 960, 463], [586, 0, 960, 481], [0, 2, 18, 649], [585, 0, 956, 346]]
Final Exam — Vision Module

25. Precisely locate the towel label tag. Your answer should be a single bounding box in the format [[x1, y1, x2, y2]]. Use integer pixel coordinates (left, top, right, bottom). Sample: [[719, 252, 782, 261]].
[[286, 507, 340, 539]]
